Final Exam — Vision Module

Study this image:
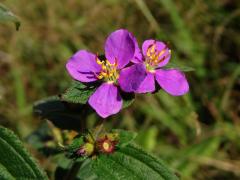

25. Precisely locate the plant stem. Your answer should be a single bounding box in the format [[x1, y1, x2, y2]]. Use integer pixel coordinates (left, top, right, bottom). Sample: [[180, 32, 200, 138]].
[[64, 161, 82, 180], [94, 120, 105, 140]]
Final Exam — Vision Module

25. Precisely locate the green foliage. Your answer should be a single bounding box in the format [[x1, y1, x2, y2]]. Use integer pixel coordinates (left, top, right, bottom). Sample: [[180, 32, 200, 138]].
[[66, 136, 84, 155], [78, 144, 178, 180], [0, 3, 20, 30], [62, 81, 98, 104], [33, 96, 91, 130], [0, 126, 47, 180], [163, 63, 195, 72], [113, 129, 137, 148], [26, 122, 57, 155]]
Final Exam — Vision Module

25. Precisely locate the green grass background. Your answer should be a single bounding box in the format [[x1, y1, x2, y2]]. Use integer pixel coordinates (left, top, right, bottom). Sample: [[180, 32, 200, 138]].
[[0, 0, 239, 179]]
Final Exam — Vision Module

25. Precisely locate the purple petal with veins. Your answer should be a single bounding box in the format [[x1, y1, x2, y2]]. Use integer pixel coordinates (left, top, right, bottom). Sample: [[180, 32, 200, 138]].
[[105, 29, 135, 69], [66, 50, 101, 82], [129, 33, 143, 63], [155, 69, 189, 96], [118, 63, 146, 92], [88, 83, 122, 118], [135, 72, 155, 93]]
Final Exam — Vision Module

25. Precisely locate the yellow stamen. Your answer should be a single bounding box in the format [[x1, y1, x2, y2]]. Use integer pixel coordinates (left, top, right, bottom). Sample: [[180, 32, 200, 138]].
[[150, 44, 156, 53], [97, 75, 103, 79], [96, 59, 103, 65], [96, 57, 119, 82], [145, 43, 170, 70], [106, 60, 112, 66], [157, 49, 166, 58], [101, 72, 107, 76], [101, 65, 106, 70]]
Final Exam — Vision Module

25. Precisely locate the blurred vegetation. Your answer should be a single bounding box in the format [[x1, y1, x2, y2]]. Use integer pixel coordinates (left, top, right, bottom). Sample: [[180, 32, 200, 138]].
[[0, 0, 239, 179]]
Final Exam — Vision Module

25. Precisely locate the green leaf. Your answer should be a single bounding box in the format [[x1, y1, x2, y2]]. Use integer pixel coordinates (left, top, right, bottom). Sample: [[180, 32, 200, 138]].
[[62, 81, 98, 104], [27, 122, 73, 156], [0, 3, 20, 30], [0, 164, 14, 180], [78, 144, 178, 180], [26, 122, 55, 155], [163, 62, 195, 72], [54, 154, 74, 179], [0, 126, 47, 179], [113, 129, 137, 148], [78, 159, 98, 180], [33, 96, 92, 130], [67, 136, 84, 154]]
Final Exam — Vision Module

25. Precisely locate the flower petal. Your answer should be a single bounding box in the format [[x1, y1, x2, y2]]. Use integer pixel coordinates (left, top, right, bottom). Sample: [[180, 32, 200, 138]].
[[135, 72, 155, 93], [118, 63, 146, 92], [105, 29, 135, 69], [155, 69, 189, 96], [66, 50, 101, 82], [88, 83, 122, 118], [129, 33, 143, 63], [142, 40, 171, 67]]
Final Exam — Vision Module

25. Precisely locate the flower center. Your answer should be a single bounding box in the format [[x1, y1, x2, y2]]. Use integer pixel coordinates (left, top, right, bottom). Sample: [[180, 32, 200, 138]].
[[96, 57, 119, 83], [99, 139, 115, 153], [145, 44, 171, 72], [103, 141, 111, 151]]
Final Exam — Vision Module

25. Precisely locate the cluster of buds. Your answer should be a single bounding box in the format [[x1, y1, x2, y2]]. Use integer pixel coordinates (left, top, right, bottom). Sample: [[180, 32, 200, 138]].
[[76, 132, 119, 157]]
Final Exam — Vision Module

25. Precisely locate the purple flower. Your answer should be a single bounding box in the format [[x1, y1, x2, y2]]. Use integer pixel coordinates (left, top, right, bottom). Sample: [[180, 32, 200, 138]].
[[119, 39, 189, 96], [66, 29, 137, 118]]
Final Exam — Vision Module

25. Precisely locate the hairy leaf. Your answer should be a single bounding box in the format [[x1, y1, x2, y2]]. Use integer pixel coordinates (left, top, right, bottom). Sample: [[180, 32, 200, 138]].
[[78, 144, 178, 180], [62, 81, 98, 104], [113, 129, 137, 148], [0, 126, 47, 179], [33, 96, 93, 130]]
